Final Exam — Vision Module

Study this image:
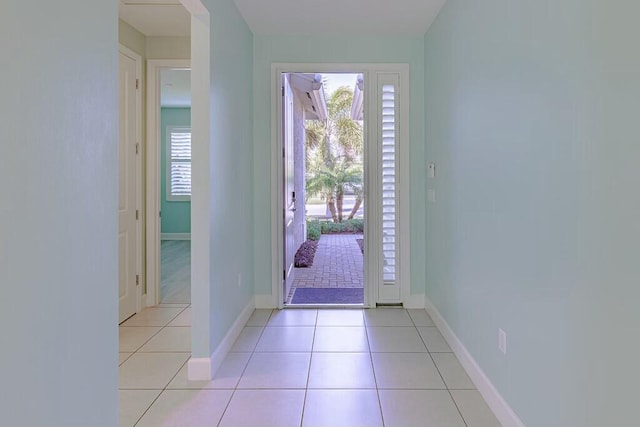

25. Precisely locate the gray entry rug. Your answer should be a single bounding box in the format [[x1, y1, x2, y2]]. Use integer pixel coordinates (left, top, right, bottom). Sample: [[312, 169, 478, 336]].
[[290, 287, 363, 304]]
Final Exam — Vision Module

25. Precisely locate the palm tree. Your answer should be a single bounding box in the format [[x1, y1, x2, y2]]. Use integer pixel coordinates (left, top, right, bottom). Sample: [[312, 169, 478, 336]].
[[306, 155, 362, 223], [305, 85, 364, 222]]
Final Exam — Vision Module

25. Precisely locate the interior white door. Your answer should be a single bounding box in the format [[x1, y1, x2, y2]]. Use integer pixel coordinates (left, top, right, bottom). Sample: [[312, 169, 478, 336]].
[[118, 49, 138, 323], [283, 75, 296, 302]]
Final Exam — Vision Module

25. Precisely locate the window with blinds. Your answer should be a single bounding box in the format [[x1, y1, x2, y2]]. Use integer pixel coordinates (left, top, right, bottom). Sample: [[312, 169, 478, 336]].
[[167, 126, 191, 200], [381, 84, 397, 284]]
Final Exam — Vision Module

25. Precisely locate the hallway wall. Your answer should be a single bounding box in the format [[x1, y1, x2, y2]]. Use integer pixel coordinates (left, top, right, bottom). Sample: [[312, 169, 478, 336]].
[[194, 0, 255, 358], [424, 1, 640, 425], [0, 1, 118, 425]]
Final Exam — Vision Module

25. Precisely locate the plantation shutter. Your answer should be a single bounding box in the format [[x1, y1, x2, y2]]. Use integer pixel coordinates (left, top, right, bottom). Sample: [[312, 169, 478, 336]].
[[167, 126, 191, 200], [381, 82, 397, 284]]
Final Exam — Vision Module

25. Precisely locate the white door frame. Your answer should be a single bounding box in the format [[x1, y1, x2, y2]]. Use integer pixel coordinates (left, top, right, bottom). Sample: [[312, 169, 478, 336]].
[[119, 44, 143, 317], [146, 58, 191, 307], [270, 63, 411, 308]]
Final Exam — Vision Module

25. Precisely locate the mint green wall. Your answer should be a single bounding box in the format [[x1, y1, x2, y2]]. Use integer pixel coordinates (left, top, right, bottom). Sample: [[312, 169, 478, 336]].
[[253, 35, 427, 296], [194, 0, 254, 358], [0, 1, 117, 425], [161, 107, 191, 234], [424, 1, 640, 425]]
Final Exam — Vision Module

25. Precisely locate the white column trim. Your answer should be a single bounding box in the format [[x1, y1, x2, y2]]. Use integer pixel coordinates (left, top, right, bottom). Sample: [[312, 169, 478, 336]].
[[187, 299, 255, 381]]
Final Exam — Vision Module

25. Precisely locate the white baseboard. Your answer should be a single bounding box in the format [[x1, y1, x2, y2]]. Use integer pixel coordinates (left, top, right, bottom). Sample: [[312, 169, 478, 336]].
[[161, 233, 191, 240], [187, 298, 255, 381], [255, 294, 277, 309], [187, 357, 212, 381], [424, 297, 526, 427], [403, 293, 425, 309]]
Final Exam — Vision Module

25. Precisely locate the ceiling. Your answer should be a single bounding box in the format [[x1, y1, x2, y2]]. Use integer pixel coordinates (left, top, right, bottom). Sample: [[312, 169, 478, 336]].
[[119, 0, 447, 38], [233, 0, 448, 36], [118, 0, 190, 37]]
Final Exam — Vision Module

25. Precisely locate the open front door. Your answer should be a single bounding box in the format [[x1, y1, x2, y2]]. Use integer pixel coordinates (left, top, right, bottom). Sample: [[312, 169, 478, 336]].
[[283, 75, 296, 302]]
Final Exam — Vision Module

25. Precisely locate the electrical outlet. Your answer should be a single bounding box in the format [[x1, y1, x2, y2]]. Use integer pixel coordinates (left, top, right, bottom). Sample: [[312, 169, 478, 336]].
[[498, 328, 507, 355]]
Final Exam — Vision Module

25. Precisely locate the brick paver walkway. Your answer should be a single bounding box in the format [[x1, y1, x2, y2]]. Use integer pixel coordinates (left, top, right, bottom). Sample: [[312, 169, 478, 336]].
[[292, 234, 364, 289]]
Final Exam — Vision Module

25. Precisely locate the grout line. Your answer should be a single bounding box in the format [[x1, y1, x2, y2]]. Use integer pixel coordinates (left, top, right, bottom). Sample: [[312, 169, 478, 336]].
[[363, 315, 386, 427], [421, 325, 470, 427]]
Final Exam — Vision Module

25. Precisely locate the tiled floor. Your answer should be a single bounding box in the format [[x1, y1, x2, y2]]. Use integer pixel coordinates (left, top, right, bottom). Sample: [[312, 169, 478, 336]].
[[160, 240, 191, 304], [119, 306, 501, 427]]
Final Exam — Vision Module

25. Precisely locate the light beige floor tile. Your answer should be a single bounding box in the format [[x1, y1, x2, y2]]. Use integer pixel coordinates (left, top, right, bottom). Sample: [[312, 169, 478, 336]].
[[230, 327, 264, 352], [156, 303, 189, 308], [119, 327, 161, 352], [138, 327, 191, 352], [237, 352, 310, 389], [407, 309, 435, 326], [308, 353, 376, 389], [167, 352, 251, 390], [432, 353, 475, 389], [219, 389, 305, 427], [418, 326, 452, 352], [246, 309, 273, 326], [119, 389, 161, 427], [313, 326, 369, 352], [267, 309, 318, 326], [451, 390, 502, 427], [167, 307, 191, 326], [363, 308, 413, 326], [119, 353, 189, 389], [136, 389, 232, 427], [367, 327, 427, 352], [121, 307, 185, 327], [255, 326, 314, 352], [372, 353, 446, 389], [316, 309, 364, 326], [119, 353, 133, 366], [379, 389, 466, 427], [302, 389, 383, 427]]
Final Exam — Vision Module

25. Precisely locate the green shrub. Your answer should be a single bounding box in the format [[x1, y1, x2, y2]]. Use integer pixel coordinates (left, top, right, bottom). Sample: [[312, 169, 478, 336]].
[[319, 218, 364, 234], [306, 220, 321, 241]]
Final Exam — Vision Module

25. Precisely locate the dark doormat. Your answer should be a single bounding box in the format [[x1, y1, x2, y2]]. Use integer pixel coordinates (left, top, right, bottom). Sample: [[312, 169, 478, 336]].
[[290, 288, 364, 304]]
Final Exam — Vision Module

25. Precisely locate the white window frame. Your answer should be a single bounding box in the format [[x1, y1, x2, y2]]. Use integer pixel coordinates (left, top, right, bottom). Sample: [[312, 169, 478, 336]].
[[166, 125, 192, 201]]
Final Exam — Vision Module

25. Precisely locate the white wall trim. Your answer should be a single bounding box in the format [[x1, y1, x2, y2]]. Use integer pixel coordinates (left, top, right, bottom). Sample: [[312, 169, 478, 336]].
[[160, 233, 191, 241], [255, 294, 277, 309], [187, 299, 255, 381], [270, 63, 410, 309], [186, 357, 212, 381], [403, 293, 425, 309], [146, 58, 191, 308], [424, 297, 526, 427]]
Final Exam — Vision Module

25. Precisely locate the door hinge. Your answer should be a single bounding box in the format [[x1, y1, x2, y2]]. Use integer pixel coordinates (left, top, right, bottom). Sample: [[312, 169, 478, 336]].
[[136, 78, 139, 90], [283, 269, 286, 280], [282, 86, 284, 97], [136, 275, 140, 286], [136, 210, 139, 220], [135, 142, 140, 154], [159, 210, 162, 218], [282, 147, 285, 158]]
